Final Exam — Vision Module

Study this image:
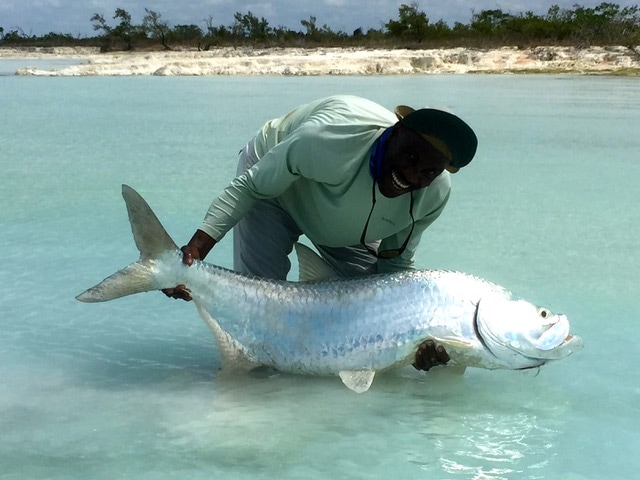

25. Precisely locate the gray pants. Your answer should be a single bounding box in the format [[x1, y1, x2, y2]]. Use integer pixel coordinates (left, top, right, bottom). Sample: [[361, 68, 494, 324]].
[[232, 139, 379, 280]]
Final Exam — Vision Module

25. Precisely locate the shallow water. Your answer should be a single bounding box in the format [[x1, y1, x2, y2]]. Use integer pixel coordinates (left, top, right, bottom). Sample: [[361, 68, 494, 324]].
[[1, 74, 639, 479]]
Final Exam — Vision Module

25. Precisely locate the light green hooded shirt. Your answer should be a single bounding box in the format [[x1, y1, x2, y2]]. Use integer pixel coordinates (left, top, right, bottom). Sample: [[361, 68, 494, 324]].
[[200, 95, 451, 272]]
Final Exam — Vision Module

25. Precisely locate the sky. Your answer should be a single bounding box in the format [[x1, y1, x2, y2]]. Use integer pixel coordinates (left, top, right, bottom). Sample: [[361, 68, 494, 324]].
[[1, 0, 639, 37]]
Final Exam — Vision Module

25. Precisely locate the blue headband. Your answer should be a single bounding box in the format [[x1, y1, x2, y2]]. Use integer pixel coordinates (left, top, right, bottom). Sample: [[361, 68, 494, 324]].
[[369, 127, 393, 183]]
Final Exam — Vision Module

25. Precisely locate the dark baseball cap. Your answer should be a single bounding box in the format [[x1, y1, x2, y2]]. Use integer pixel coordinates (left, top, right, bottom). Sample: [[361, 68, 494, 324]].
[[395, 105, 478, 173]]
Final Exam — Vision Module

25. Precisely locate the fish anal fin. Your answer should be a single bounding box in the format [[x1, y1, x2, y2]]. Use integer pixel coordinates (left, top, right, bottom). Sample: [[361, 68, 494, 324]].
[[339, 370, 376, 393], [194, 300, 255, 374]]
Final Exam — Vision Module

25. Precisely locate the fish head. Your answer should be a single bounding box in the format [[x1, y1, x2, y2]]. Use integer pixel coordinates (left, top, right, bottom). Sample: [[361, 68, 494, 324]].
[[475, 296, 583, 369]]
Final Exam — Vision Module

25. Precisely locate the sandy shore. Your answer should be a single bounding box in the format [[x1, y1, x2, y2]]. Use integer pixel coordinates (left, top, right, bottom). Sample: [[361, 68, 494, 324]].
[[2, 45, 640, 76]]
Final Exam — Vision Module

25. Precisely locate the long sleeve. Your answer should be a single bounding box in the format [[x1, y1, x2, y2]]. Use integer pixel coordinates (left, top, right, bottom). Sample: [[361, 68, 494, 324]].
[[377, 188, 450, 273]]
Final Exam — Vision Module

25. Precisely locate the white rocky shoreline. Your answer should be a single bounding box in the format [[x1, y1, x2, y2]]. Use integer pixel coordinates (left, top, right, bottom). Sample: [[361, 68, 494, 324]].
[[2, 45, 639, 76]]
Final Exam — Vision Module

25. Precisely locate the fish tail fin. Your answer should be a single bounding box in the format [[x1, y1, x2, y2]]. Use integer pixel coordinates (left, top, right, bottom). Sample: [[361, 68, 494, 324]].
[[75, 261, 157, 303], [121, 184, 178, 260], [76, 185, 178, 303]]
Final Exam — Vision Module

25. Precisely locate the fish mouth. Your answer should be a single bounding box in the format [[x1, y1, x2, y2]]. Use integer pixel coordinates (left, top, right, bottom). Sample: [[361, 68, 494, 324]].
[[533, 317, 583, 359], [391, 170, 411, 191], [474, 302, 583, 363], [534, 316, 570, 350]]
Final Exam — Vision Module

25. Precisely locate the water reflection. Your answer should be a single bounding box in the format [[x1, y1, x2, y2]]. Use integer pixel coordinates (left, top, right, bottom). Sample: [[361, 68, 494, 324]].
[[145, 368, 572, 479], [404, 369, 569, 479]]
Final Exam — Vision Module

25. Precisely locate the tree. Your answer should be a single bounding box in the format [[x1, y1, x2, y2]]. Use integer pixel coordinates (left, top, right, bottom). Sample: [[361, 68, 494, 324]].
[[142, 9, 171, 49], [91, 8, 141, 50], [9, 1, 640, 50], [469, 9, 513, 36], [386, 3, 430, 42], [301, 15, 319, 39], [113, 8, 139, 49], [172, 24, 204, 44], [0, 26, 29, 44], [41, 31, 75, 45], [558, 2, 640, 45], [231, 11, 272, 40], [203, 15, 215, 37], [90, 13, 112, 36], [429, 19, 452, 40]]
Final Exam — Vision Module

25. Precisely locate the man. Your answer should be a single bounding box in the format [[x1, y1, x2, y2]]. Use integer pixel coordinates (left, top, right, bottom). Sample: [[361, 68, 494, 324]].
[[163, 95, 478, 371]]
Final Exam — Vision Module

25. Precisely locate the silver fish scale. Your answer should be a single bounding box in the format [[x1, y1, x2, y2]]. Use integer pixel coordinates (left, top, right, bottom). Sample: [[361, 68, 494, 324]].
[[77, 186, 582, 390], [168, 258, 511, 374]]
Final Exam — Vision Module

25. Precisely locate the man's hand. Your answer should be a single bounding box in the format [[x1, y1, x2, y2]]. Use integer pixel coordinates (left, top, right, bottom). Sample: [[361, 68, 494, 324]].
[[162, 284, 192, 301], [178, 245, 201, 267], [161, 246, 201, 301], [161, 230, 216, 302], [412, 340, 450, 371]]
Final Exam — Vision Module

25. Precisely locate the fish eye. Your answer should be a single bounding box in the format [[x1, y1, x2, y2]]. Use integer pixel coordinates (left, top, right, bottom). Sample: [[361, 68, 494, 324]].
[[538, 308, 551, 319]]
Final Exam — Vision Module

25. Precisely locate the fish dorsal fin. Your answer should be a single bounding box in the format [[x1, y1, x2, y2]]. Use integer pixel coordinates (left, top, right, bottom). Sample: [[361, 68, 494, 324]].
[[294, 242, 337, 282], [339, 370, 376, 393]]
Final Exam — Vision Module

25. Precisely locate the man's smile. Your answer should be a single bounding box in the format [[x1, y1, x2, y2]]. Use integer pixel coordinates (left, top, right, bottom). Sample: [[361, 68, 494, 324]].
[[391, 170, 411, 190]]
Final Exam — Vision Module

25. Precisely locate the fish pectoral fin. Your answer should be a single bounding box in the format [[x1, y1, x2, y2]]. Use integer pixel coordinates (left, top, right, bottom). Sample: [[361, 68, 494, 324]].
[[339, 370, 376, 393], [431, 337, 474, 350]]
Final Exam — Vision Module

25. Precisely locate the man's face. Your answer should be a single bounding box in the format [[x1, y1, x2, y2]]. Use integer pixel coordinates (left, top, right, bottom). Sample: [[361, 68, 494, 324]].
[[378, 124, 448, 198]]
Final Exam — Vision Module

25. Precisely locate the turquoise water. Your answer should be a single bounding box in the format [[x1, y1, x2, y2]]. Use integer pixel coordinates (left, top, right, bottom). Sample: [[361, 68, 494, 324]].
[[1, 72, 638, 479]]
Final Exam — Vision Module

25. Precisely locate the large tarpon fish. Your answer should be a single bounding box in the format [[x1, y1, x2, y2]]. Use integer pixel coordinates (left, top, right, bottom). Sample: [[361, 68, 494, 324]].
[[77, 185, 583, 393]]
